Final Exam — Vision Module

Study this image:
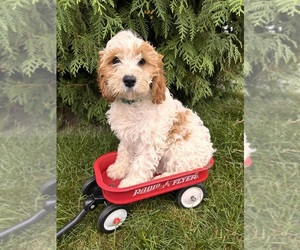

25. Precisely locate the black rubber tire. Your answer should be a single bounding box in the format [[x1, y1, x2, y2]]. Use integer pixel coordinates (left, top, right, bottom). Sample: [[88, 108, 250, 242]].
[[82, 176, 100, 196], [97, 205, 130, 233], [175, 183, 206, 208]]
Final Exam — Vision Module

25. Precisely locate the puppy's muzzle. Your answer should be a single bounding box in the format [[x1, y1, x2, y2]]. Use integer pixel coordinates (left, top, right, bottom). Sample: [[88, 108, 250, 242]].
[[123, 75, 136, 88]]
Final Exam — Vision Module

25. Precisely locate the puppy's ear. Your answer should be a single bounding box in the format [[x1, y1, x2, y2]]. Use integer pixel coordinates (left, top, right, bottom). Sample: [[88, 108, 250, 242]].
[[97, 50, 115, 103], [139, 43, 166, 104], [151, 71, 166, 104], [97, 74, 115, 103], [151, 54, 166, 104]]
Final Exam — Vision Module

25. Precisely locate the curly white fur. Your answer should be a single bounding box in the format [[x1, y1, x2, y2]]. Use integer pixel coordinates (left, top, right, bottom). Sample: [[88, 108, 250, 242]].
[[98, 31, 215, 187]]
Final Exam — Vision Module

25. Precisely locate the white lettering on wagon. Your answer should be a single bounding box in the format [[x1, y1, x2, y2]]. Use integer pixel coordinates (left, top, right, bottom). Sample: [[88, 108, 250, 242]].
[[132, 184, 162, 196], [132, 172, 199, 196], [171, 173, 199, 185]]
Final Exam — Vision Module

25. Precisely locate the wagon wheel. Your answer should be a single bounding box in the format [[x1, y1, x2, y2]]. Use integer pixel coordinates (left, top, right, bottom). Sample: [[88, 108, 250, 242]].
[[97, 204, 130, 233], [82, 176, 101, 196], [175, 183, 206, 208]]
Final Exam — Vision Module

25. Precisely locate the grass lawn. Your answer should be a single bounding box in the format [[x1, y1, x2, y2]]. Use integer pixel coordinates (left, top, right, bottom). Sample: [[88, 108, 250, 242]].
[[244, 89, 300, 249], [57, 93, 244, 250], [0, 127, 56, 249]]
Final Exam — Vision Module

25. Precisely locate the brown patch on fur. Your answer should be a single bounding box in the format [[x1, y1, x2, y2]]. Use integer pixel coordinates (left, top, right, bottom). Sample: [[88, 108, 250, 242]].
[[183, 131, 191, 141], [151, 72, 166, 104], [138, 42, 166, 104], [97, 74, 115, 102], [168, 110, 192, 142]]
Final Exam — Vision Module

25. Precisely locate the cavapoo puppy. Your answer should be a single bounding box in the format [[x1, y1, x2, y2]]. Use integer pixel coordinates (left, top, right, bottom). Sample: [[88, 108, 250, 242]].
[[98, 30, 215, 188]]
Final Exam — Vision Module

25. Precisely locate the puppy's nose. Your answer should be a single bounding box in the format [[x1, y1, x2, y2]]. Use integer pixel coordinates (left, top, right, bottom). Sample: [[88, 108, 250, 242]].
[[123, 75, 136, 88]]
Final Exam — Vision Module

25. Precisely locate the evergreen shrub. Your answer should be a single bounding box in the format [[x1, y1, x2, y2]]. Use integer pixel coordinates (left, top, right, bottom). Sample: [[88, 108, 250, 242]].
[[0, 0, 56, 128], [57, 0, 244, 123], [245, 0, 300, 91]]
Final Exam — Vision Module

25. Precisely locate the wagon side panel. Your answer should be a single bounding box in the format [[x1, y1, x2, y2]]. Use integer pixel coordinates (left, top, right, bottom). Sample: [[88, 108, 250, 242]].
[[102, 170, 209, 204]]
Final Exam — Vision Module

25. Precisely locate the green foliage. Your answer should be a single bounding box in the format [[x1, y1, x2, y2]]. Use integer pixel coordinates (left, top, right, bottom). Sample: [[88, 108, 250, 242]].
[[57, 0, 244, 123], [0, 0, 56, 127], [245, 0, 300, 91]]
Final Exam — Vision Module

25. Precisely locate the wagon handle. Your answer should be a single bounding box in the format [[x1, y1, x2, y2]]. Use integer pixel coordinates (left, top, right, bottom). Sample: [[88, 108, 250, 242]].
[[0, 179, 56, 240], [56, 208, 88, 240], [56, 195, 105, 239]]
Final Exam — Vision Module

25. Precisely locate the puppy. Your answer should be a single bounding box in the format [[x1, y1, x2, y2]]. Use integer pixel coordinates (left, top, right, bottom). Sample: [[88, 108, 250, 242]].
[[98, 30, 215, 187]]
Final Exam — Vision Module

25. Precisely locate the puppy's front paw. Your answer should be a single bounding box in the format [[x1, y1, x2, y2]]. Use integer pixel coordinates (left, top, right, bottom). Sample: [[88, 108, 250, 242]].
[[118, 178, 141, 188], [106, 162, 127, 180], [152, 172, 172, 180]]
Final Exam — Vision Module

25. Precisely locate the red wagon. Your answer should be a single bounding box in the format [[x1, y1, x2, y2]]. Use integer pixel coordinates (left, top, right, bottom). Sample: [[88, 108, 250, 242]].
[[57, 152, 214, 237], [94, 152, 213, 232]]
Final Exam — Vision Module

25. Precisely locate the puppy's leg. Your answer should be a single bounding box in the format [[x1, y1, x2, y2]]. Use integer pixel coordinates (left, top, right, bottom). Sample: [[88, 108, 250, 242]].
[[106, 142, 131, 180], [154, 138, 214, 179], [118, 146, 162, 188], [152, 172, 174, 180], [152, 148, 182, 180]]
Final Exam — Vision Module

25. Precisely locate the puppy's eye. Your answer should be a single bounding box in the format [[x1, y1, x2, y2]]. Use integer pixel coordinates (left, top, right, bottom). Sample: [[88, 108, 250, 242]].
[[138, 58, 146, 66], [112, 57, 121, 64]]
